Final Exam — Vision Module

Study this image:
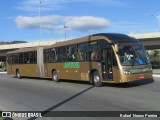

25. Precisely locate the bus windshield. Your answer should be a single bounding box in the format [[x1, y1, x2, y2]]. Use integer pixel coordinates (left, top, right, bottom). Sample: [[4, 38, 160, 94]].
[[118, 42, 150, 66]]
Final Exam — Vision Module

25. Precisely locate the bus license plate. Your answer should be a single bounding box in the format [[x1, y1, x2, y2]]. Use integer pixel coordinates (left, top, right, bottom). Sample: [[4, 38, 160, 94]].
[[139, 76, 144, 79]]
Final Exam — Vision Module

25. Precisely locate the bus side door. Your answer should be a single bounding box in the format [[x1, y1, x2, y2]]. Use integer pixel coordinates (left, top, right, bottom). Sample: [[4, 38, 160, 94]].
[[101, 48, 113, 80]]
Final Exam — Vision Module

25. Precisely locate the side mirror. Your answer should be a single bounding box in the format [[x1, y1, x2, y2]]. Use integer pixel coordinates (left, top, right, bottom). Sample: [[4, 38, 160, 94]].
[[115, 44, 119, 53]]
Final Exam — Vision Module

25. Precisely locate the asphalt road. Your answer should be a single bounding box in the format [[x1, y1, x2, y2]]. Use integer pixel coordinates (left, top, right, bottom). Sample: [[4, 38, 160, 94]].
[[0, 74, 160, 120]]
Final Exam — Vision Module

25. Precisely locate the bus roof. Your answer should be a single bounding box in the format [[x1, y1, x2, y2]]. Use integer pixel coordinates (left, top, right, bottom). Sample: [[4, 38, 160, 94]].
[[7, 47, 38, 54], [44, 33, 138, 49], [44, 36, 89, 49], [7, 33, 139, 54], [92, 33, 138, 43]]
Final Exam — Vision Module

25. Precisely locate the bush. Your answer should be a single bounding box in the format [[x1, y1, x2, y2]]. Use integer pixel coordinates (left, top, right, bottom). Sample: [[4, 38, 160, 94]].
[[149, 51, 160, 69]]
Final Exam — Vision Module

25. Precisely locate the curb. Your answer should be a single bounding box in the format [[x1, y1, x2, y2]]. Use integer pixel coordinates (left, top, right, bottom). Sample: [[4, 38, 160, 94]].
[[0, 72, 7, 74], [152, 74, 160, 77]]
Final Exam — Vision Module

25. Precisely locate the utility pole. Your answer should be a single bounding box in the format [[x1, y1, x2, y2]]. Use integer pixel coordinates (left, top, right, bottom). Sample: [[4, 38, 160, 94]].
[[64, 25, 68, 40], [39, 1, 42, 41], [64, 18, 72, 40]]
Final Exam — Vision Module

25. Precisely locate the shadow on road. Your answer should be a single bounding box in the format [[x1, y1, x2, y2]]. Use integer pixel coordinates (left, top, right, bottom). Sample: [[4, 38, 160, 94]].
[[103, 78, 154, 88], [27, 86, 94, 120], [13, 76, 155, 88]]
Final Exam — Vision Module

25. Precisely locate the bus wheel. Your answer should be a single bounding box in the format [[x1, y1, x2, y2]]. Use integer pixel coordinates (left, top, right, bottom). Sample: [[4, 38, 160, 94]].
[[93, 71, 102, 87], [16, 69, 21, 79], [52, 70, 59, 82]]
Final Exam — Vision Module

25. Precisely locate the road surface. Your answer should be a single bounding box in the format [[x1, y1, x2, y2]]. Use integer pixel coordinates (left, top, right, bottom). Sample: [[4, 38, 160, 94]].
[[0, 74, 160, 120]]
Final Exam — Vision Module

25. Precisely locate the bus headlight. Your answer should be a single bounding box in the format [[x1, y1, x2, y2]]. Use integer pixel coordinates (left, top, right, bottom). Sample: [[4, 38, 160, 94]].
[[123, 70, 131, 74]]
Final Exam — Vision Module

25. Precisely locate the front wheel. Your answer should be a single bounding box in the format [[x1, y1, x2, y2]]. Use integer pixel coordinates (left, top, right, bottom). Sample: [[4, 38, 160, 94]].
[[52, 70, 59, 82], [93, 71, 102, 87]]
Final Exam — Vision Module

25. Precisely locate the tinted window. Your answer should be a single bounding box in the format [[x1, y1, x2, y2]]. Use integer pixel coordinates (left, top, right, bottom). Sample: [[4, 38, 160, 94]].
[[89, 41, 100, 61], [67, 45, 77, 61], [57, 47, 67, 62], [8, 51, 37, 64], [77, 42, 88, 61]]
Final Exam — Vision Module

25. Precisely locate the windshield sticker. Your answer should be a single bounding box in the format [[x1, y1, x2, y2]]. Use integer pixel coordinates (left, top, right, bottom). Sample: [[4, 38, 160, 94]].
[[139, 59, 143, 64]]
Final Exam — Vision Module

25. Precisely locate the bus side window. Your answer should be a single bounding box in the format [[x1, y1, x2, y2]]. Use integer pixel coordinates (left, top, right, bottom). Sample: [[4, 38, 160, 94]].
[[12, 53, 19, 64], [68, 45, 77, 61], [45, 48, 57, 63], [77, 42, 88, 61], [7, 55, 12, 64], [89, 42, 99, 61], [19, 53, 24, 64], [30, 51, 37, 64], [24, 52, 29, 63], [57, 47, 67, 62]]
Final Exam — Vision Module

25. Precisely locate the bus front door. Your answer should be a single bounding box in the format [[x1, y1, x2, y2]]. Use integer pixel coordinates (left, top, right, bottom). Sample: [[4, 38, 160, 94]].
[[102, 48, 113, 81]]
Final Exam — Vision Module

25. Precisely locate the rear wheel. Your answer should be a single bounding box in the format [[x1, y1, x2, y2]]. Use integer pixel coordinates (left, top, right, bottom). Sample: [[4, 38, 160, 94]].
[[52, 70, 59, 82], [16, 69, 21, 79], [93, 71, 102, 87]]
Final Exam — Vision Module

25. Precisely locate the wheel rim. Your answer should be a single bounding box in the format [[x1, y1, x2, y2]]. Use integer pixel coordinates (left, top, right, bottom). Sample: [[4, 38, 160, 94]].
[[53, 74, 57, 80], [94, 75, 100, 83], [52, 72, 57, 81], [17, 73, 19, 78], [17, 71, 20, 78]]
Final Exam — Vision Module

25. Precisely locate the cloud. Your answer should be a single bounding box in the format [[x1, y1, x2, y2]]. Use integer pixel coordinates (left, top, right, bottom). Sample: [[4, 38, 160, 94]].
[[69, 16, 110, 32], [15, 0, 72, 12], [15, 15, 63, 30], [15, 15, 110, 32], [156, 15, 160, 21], [15, 0, 126, 12]]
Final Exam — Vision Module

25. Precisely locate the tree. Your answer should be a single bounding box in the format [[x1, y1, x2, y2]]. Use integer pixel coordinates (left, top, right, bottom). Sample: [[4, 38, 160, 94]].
[[152, 50, 160, 58]]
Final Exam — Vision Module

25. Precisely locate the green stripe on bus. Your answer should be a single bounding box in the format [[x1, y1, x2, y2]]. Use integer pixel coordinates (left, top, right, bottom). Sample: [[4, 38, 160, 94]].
[[64, 62, 80, 68]]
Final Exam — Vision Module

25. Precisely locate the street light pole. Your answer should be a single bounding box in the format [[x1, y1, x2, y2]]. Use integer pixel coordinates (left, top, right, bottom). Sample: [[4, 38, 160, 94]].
[[39, 1, 42, 40], [69, 18, 73, 39], [64, 25, 68, 40]]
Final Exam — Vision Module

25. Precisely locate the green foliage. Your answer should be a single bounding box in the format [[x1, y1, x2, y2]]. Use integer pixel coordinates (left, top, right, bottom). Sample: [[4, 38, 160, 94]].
[[148, 49, 160, 68], [0, 114, 4, 120], [0, 62, 7, 71], [0, 117, 4, 120]]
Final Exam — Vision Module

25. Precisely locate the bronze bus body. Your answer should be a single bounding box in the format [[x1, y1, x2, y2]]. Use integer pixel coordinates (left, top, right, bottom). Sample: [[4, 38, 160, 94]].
[[7, 33, 152, 86]]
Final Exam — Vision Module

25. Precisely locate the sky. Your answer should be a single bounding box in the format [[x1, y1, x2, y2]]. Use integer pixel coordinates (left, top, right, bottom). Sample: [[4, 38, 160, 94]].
[[1, 0, 160, 42]]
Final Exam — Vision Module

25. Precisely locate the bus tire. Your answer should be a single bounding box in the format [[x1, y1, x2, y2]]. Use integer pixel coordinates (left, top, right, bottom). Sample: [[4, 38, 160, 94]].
[[93, 71, 102, 87], [16, 69, 21, 79], [52, 70, 59, 82]]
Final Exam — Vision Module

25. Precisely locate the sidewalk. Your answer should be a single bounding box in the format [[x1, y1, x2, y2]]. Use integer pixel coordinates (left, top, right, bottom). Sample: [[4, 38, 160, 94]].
[[0, 72, 7, 74], [152, 69, 160, 77], [152, 69, 160, 74]]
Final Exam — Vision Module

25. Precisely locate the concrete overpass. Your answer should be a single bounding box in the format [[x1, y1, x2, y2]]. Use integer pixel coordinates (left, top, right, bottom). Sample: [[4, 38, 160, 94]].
[[0, 40, 58, 61], [0, 32, 160, 61], [129, 32, 160, 50]]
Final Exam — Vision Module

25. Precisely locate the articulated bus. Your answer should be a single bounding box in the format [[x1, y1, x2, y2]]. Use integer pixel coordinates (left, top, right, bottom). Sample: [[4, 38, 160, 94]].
[[7, 33, 152, 87]]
